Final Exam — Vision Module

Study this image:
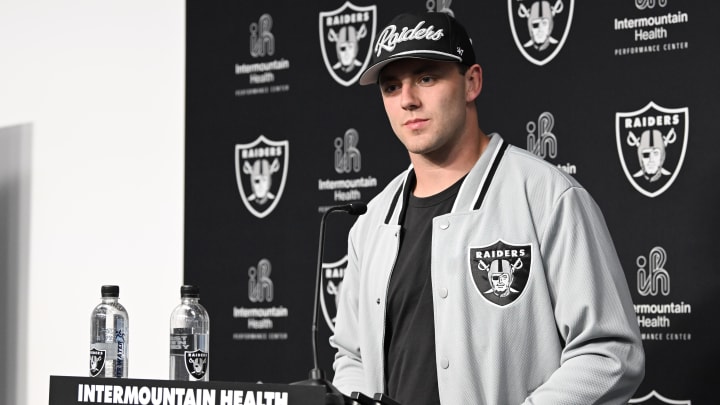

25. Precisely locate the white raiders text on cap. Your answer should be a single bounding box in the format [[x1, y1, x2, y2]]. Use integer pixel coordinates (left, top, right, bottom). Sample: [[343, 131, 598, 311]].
[[358, 11, 476, 85]]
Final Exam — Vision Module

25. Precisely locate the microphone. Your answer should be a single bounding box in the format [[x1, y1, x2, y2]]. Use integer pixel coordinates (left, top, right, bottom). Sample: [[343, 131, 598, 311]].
[[293, 202, 367, 401], [328, 202, 367, 216]]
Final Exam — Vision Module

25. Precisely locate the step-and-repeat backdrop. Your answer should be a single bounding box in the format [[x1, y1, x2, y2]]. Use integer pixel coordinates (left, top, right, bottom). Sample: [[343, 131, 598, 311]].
[[185, 1, 718, 403]]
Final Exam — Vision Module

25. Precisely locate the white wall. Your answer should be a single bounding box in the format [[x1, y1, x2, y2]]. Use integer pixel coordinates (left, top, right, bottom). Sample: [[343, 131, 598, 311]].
[[0, 1, 185, 404]]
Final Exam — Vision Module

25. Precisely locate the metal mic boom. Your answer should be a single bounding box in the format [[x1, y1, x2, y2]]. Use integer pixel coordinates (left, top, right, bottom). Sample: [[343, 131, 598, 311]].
[[293, 202, 367, 399]]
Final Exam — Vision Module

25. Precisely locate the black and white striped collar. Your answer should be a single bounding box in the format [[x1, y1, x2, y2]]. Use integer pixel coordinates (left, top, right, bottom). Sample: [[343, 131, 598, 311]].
[[384, 134, 510, 225]]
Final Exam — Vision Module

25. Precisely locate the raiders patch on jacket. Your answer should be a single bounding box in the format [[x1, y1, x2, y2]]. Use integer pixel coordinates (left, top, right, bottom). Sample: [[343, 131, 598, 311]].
[[469, 240, 531, 306]]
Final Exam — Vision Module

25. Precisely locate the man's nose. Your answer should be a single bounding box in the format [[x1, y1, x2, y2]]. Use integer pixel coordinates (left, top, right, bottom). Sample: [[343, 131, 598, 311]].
[[400, 83, 420, 111]]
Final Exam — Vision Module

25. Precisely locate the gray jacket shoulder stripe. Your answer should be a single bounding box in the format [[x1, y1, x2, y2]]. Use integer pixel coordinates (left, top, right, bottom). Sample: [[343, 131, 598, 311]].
[[384, 169, 416, 225], [472, 141, 510, 211]]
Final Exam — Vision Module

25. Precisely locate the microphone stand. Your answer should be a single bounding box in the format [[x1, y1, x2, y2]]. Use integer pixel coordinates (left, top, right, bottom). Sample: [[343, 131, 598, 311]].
[[293, 203, 366, 405]]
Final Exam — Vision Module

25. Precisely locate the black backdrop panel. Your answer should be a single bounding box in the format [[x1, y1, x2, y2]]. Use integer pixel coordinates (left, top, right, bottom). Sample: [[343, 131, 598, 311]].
[[186, 1, 719, 402]]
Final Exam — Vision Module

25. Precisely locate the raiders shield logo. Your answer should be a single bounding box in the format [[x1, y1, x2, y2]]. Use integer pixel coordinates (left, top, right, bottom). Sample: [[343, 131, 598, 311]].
[[469, 240, 531, 306], [319, 1, 377, 87], [320, 256, 348, 332], [89, 347, 106, 377], [629, 390, 691, 405], [184, 349, 209, 380], [508, 0, 574, 66], [234, 135, 289, 218], [616, 101, 689, 198]]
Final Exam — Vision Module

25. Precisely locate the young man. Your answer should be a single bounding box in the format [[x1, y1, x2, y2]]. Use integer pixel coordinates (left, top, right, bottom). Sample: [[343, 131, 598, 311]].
[[330, 11, 645, 405]]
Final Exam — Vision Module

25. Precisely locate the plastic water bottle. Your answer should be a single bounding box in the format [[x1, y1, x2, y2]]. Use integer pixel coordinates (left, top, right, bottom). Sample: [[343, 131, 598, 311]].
[[170, 285, 210, 381], [90, 285, 129, 378]]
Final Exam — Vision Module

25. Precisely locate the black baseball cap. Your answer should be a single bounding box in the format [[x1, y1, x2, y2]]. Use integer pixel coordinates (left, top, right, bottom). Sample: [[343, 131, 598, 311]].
[[359, 11, 476, 86]]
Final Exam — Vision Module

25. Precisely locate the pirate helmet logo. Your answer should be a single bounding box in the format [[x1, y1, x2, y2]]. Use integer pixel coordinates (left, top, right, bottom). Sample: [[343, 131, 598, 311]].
[[508, 0, 574, 65], [616, 101, 689, 198], [320, 256, 348, 332], [469, 240, 531, 306], [89, 347, 106, 377], [184, 349, 209, 380], [234, 135, 289, 218], [319, 1, 377, 86]]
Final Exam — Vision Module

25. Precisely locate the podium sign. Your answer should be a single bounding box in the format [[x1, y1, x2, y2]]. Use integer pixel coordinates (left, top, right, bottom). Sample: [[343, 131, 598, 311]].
[[49, 376, 326, 405]]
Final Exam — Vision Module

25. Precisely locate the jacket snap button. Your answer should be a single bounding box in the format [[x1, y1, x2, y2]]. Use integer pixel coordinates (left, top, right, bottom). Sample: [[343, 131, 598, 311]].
[[439, 221, 450, 230], [440, 358, 449, 369], [440, 288, 448, 298]]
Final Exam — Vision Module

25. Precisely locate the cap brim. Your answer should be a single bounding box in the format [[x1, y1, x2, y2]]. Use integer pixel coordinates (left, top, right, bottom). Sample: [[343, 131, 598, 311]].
[[358, 51, 463, 86]]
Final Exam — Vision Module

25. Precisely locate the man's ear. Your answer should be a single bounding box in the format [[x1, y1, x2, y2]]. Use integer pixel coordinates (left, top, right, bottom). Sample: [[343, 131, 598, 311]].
[[465, 64, 483, 102]]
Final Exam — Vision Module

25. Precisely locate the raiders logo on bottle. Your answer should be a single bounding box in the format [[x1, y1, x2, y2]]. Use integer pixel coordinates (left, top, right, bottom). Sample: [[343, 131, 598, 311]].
[[89, 347, 106, 377], [184, 349, 209, 380]]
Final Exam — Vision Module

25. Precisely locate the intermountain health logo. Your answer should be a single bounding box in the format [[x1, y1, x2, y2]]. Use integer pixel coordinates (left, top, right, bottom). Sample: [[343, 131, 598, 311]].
[[525, 111, 576, 175], [616, 101, 688, 198], [426, 0, 454, 16], [335, 128, 361, 174], [234, 135, 289, 218], [508, 0, 574, 65], [637, 246, 670, 297], [318, 128, 378, 212], [319, 1, 377, 86], [612, 1, 690, 57], [248, 258, 273, 303], [232, 258, 289, 342], [250, 14, 275, 58], [234, 13, 291, 97], [527, 111, 557, 159], [632, 246, 692, 342]]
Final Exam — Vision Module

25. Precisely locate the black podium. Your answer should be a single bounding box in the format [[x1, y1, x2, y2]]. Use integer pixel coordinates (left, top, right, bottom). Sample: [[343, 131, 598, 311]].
[[49, 375, 326, 405]]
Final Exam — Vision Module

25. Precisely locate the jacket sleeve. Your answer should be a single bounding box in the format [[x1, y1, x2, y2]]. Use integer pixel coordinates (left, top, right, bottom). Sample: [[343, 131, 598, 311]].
[[330, 226, 367, 395], [523, 187, 645, 405]]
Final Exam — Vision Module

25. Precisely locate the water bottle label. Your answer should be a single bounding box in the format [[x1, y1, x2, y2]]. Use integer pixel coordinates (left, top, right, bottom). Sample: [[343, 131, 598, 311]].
[[184, 349, 209, 380], [89, 347, 106, 377], [170, 332, 194, 356], [91, 342, 118, 357], [115, 330, 127, 377]]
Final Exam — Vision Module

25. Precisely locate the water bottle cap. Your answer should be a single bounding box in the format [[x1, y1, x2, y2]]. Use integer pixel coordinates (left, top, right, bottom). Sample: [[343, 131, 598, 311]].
[[101, 285, 120, 297], [181, 285, 200, 298]]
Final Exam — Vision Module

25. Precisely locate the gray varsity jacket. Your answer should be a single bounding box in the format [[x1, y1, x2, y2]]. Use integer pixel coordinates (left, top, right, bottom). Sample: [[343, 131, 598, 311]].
[[331, 134, 644, 404]]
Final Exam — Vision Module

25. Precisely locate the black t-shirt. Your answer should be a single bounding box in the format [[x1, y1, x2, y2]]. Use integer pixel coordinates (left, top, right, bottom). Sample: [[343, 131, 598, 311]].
[[384, 175, 464, 405]]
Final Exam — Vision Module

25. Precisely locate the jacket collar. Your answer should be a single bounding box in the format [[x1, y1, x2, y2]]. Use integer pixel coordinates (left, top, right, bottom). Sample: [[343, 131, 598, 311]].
[[384, 133, 509, 225]]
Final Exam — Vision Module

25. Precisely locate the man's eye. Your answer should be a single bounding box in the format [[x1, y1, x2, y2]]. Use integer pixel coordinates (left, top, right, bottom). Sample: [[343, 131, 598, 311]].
[[382, 84, 399, 94], [418, 76, 435, 85]]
